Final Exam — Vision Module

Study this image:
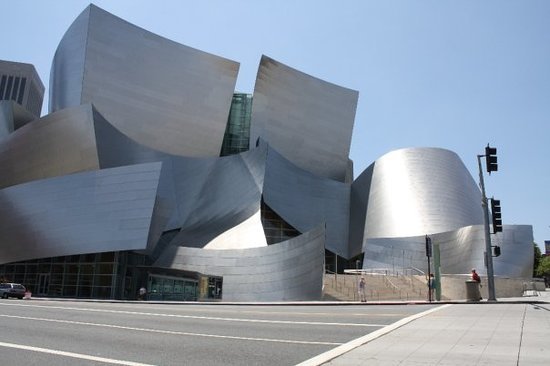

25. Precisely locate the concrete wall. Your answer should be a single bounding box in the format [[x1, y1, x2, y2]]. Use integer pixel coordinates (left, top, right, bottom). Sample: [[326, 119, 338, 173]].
[[427, 275, 545, 300]]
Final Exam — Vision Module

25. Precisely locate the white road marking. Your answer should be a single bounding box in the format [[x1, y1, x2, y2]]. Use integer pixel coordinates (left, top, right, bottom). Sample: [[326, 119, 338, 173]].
[[0, 302, 385, 327], [0, 314, 342, 346], [0, 341, 155, 366]]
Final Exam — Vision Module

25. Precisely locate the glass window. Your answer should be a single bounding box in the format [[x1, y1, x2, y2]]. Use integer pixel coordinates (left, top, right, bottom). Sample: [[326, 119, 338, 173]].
[[65, 274, 78, 286], [99, 252, 115, 262], [63, 286, 76, 297], [0, 75, 6, 99], [80, 264, 94, 275], [163, 279, 174, 293], [98, 263, 113, 275], [5, 76, 13, 100], [17, 77, 26, 104], [150, 277, 161, 294], [11, 77, 20, 100], [173, 281, 183, 293], [96, 275, 112, 286]]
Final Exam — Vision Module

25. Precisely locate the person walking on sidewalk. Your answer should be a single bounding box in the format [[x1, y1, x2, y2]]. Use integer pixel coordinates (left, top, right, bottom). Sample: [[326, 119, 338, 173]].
[[428, 273, 436, 302], [358, 277, 367, 302]]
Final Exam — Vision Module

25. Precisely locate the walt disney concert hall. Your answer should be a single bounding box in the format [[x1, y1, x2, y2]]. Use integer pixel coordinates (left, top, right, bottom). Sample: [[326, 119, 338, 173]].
[[0, 5, 533, 301]]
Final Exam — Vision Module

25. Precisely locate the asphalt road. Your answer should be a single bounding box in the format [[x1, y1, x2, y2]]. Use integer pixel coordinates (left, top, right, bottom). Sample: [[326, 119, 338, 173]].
[[0, 299, 436, 365]]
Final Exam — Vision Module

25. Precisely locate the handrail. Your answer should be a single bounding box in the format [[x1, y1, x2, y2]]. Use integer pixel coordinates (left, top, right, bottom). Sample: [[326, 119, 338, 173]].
[[409, 267, 425, 275], [384, 276, 400, 291], [344, 268, 389, 276]]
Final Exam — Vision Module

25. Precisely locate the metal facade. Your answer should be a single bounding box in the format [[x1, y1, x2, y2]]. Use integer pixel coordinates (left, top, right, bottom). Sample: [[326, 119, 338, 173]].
[[0, 104, 100, 189], [363, 225, 534, 278], [154, 225, 325, 301], [263, 145, 351, 257], [359, 147, 484, 239], [0, 162, 161, 265], [0, 4, 535, 301], [50, 5, 239, 157], [250, 55, 358, 182]]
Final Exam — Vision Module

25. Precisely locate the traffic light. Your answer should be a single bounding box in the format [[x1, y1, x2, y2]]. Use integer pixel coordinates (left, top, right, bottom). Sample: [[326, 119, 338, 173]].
[[485, 146, 498, 174], [490, 198, 503, 233], [493, 246, 501, 257]]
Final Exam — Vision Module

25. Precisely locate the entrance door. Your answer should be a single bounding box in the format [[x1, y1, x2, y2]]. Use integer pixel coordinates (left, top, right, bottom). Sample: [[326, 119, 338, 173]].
[[37, 274, 50, 295]]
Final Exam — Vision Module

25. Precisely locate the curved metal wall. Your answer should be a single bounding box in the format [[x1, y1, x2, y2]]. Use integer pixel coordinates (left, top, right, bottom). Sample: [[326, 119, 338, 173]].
[[168, 146, 267, 249], [49, 6, 88, 112], [263, 144, 350, 257], [154, 225, 325, 301], [0, 162, 161, 265], [362, 225, 534, 278], [492, 225, 534, 278], [91, 111, 268, 249], [0, 104, 99, 189], [362, 147, 484, 239], [250, 55, 358, 182], [50, 4, 239, 157]]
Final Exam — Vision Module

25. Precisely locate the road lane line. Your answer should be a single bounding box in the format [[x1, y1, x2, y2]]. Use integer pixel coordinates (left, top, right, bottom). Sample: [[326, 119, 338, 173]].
[[0, 302, 385, 327], [0, 341, 155, 366], [0, 314, 342, 346]]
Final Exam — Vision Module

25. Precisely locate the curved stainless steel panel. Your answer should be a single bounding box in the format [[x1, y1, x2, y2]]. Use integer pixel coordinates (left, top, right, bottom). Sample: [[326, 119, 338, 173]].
[[50, 4, 239, 157], [363, 147, 483, 239], [363, 225, 534, 278], [492, 225, 534, 278], [92, 110, 267, 248], [154, 225, 325, 301], [0, 104, 99, 189], [250, 55, 358, 182], [49, 7, 88, 112], [263, 145, 350, 257], [168, 145, 267, 248], [0, 162, 161, 265], [349, 163, 374, 258]]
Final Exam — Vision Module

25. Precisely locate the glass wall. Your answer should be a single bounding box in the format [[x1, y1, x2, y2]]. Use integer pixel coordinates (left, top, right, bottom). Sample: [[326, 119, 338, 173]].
[[261, 200, 301, 244], [147, 274, 198, 301], [0, 251, 151, 300], [220, 93, 252, 156]]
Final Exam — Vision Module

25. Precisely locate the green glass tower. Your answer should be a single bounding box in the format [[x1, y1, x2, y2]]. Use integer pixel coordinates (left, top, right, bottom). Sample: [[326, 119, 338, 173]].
[[220, 93, 252, 156]]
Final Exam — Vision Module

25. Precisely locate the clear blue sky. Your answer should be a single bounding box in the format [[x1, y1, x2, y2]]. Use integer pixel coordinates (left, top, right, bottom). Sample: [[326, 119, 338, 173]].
[[2, 1, 549, 250]]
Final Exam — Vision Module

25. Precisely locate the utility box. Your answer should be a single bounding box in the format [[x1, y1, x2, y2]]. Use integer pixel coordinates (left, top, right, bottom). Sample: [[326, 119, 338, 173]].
[[465, 280, 481, 301]]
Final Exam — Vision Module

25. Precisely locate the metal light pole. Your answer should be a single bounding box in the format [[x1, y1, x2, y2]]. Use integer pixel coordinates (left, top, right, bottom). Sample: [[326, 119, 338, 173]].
[[477, 154, 497, 301]]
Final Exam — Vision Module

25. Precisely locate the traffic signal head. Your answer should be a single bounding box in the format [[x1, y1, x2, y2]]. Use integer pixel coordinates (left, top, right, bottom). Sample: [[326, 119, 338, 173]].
[[493, 246, 501, 257], [485, 146, 498, 173], [490, 198, 503, 233]]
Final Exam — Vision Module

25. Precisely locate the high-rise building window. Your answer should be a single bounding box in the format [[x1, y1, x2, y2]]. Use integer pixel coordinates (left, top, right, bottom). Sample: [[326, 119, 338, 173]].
[[5, 76, 13, 100], [0, 75, 6, 99], [11, 77, 20, 100], [17, 77, 26, 104]]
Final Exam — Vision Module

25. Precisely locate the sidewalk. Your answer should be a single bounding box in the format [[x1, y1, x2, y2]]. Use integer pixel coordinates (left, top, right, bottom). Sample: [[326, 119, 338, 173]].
[[301, 291, 550, 366]]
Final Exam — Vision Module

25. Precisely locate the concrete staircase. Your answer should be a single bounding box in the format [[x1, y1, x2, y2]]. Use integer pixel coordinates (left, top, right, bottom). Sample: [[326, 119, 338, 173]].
[[322, 273, 429, 302]]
